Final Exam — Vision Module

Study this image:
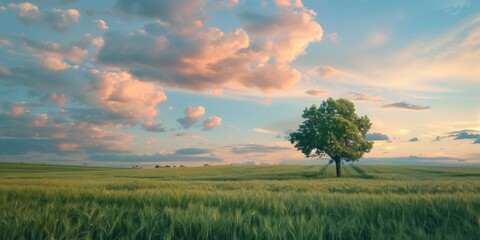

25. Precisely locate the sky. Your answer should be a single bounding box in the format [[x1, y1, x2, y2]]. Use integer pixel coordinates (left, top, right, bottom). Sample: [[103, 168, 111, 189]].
[[0, 0, 479, 167]]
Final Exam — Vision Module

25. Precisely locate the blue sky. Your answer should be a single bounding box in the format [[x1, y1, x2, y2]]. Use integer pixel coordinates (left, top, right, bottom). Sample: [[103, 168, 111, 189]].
[[0, 0, 479, 166]]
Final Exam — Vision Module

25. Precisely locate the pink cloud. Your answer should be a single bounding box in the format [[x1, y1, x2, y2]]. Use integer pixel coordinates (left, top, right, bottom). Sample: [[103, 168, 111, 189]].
[[316, 66, 344, 79], [93, 19, 108, 31], [342, 91, 384, 102], [30, 114, 49, 127], [203, 116, 222, 130], [327, 32, 340, 43], [43, 57, 70, 71], [98, 1, 323, 93], [88, 71, 167, 127], [177, 106, 206, 129], [10, 103, 26, 117], [58, 143, 79, 151], [49, 93, 67, 107]]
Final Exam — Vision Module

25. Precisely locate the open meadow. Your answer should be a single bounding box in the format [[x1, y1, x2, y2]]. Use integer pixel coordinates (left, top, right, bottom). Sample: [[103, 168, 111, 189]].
[[1, 162, 479, 239]]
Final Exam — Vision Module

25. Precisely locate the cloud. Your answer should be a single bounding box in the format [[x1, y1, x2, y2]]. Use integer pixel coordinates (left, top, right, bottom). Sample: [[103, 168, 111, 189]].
[[342, 91, 384, 102], [43, 8, 80, 32], [43, 57, 70, 71], [8, 2, 40, 25], [382, 102, 430, 111], [49, 93, 67, 107], [253, 128, 278, 134], [0, 39, 13, 47], [409, 137, 419, 142], [9, 3, 80, 32], [9, 103, 26, 117], [177, 106, 205, 129], [114, 0, 207, 31], [174, 132, 208, 142], [239, 4, 323, 62], [85, 71, 167, 128], [305, 89, 327, 96], [315, 66, 345, 79], [357, 16, 480, 89], [327, 32, 340, 43], [365, 132, 390, 141], [448, 130, 480, 141], [98, 1, 322, 93], [0, 111, 133, 155], [275, 0, 303, 8], [203, 116, 222, 130], [141, 120, 166, 132], [90, 152, 222, 162], [217, 0, 240, 8], [175, 148, 211, 155], [0, 66, 12, 75], [230, 144, 289, 154], [19, 34, 96, 62], [93, 19, 109, 31]]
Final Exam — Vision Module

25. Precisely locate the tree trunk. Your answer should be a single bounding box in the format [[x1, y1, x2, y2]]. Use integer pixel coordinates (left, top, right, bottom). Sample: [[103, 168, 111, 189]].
[[335, 158, 341, 177]]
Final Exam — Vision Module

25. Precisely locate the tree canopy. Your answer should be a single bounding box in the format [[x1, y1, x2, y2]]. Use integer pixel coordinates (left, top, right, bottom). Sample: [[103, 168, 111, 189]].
[[289, 98, 373, 177]]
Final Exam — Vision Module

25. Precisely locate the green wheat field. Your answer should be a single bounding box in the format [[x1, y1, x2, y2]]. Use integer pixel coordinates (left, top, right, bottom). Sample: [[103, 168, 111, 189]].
[[1, 162, 479, 239]]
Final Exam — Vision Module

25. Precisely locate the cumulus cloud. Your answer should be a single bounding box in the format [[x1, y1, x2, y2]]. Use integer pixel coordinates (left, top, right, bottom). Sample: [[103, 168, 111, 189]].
[[87, 70, 167, 127], [98, 1, 322, 92], [203, 116, 222, 130], [141, 120, 166, 132], [8, 2, 40, 25], [49, 93, 67, 107], [382, 102, 430, 111], [9, 3, 80, 32], [19, 34, 95, 62], [93, 19, 109, 31], [239, 4, 323, 62], [43, 8, 80, 32], [342, 91, 384, 102], [365, 132, 389, 141], [177, 106, 205, 129]]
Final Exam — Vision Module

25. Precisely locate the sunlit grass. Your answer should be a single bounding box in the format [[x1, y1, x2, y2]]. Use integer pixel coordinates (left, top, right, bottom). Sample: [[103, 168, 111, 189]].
[[0, 163, 479, 239]]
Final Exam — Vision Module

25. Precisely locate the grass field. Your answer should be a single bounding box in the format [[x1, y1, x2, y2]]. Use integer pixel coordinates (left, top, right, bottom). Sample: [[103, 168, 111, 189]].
[[1, 162, 479, 239]]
